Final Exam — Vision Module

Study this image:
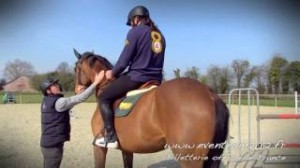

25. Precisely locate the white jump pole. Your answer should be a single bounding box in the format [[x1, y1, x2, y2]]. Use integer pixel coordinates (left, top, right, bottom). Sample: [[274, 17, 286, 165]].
[[257, 91, 300, 149], [257, 113, 300, 148]]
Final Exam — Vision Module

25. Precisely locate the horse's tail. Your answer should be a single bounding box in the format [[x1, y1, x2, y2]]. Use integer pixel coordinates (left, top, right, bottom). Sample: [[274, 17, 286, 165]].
[[203, 95, 229, 168]]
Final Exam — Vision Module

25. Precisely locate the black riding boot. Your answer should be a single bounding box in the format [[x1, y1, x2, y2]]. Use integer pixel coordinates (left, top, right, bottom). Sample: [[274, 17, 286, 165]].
[[93, 103, 118, 148], [100, 103, 118, 141]]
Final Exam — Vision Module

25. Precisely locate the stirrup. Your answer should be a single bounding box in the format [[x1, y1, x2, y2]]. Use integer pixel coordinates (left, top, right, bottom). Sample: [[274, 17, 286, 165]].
[[93, 137, 118, 148]]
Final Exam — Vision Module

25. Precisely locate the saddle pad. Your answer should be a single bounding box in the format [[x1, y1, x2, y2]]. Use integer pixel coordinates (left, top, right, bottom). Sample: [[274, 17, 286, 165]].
[[115, 85, 157, 117]]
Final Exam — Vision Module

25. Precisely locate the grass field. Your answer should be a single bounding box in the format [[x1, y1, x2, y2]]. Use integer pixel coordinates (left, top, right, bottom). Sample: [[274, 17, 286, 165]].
[[0, 92, 96, 104], [1, 92, 297, 108]]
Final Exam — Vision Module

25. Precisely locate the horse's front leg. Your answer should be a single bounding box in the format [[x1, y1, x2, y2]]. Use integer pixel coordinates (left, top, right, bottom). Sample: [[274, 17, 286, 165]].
[[92, 106, 107, 168], [94, 146, 107, 168], [122, 150, 133, 168]]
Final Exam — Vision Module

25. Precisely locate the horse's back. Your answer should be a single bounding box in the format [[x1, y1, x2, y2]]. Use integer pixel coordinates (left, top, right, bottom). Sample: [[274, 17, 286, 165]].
[[157, 78, 215, 104], [115, 78, 217, 157]]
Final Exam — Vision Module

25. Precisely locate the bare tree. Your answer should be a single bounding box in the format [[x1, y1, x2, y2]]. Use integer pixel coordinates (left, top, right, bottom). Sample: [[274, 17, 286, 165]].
[[0, 78, 6, 90], [173, 68, 181, 78], [219, 66, 231, 93], [252, 65, 268, 94], [184, 66, 200, 80], [207, 65, 221, 92], [56, 62, 72, 74], [243, 67, 256, 88], [55, 62, 75, 91], [231, 59, 249, 88], [3, 59, 36, 81], [207, 65, 231, 93]]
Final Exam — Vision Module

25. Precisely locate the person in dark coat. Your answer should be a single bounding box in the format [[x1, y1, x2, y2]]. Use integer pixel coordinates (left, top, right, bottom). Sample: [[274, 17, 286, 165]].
[[40, 71, 104, 168]]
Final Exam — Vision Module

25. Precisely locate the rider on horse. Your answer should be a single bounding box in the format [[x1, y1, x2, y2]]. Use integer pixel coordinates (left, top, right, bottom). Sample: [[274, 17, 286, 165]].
[[93, 5, 166, 148]]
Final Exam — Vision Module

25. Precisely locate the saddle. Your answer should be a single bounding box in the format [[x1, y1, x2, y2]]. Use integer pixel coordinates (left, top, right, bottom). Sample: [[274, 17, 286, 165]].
[[113, 80, 160, 117]]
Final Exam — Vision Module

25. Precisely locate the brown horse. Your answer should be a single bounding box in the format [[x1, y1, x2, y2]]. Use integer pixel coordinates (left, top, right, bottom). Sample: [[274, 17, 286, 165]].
[[73, 49, 229, 168]]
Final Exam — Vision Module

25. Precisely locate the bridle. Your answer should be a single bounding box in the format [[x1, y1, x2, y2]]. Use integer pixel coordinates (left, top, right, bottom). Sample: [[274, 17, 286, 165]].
[[75, 61, 90, 87], [76, 60, 112, 92]]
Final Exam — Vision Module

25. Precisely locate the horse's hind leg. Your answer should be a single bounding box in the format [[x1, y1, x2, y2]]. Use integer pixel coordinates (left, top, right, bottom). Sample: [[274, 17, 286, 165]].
[[121, 151, 133, 168]]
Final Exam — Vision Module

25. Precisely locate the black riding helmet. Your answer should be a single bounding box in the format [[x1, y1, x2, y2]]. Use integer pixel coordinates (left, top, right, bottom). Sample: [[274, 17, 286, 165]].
[[40, 78, 59, 96], [126, 5, 150, 26]]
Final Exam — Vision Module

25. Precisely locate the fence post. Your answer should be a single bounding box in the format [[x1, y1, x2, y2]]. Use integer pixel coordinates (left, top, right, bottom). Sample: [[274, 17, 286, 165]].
[[228, 88, 260, 157], [296, 91, 298, 114], [19, 92, 22, 104]]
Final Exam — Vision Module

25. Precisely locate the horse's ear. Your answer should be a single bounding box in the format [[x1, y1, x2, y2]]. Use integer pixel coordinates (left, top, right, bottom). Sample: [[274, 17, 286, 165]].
[[73, 48, 81, 59]]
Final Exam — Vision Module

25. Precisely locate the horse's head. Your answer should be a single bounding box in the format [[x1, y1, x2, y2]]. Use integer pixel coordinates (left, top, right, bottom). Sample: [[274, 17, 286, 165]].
[[73, 48, 113, 94]]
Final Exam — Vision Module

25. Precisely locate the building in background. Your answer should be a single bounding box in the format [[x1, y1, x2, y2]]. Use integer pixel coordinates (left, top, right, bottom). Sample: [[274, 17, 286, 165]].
[[3, 76, 36, 92]]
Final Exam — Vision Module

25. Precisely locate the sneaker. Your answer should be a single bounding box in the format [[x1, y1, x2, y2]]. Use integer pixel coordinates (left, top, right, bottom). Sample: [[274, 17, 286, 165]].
[[93, 137, 119, 148]]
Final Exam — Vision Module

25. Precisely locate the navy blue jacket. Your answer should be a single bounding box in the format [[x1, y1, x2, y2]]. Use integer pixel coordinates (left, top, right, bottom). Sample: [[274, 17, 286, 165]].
[[112, 23, 166, 82], [41, 94, 70, 148]]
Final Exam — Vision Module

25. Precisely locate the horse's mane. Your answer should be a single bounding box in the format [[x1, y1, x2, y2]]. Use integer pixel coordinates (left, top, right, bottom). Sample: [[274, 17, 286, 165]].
[[81, 51, 113, 70]]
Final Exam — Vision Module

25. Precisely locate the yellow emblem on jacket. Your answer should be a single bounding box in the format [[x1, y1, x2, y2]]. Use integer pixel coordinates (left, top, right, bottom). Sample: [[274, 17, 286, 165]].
[[125, 39, 129, 46], [151, 31, 163, 54]]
